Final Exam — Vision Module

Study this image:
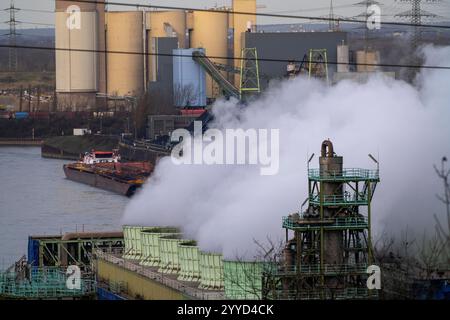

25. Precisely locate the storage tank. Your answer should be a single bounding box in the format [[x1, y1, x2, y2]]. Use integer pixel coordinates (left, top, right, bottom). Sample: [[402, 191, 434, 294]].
[[199, 251, 224, 290], [177, 240, 200, 282], [223, 260, 264, 299], [158, 235, 184, 274], [106, 11, 144, 96], [173, 48, 206, 107], [139, 227, 179, 266], [337, 43, 349, 73], [55, 1, 105, 109], [190, 10, 229, 98], [356, 50, 380, 72]]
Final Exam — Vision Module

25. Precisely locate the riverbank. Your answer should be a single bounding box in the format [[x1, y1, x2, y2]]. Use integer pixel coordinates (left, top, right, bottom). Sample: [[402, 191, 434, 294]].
[[41, 135, 120, 160], [0, 138, 42, 146]]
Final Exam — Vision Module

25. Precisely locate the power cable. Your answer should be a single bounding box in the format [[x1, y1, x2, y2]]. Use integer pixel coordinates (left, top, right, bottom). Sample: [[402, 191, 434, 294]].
[[1, 43, 449, 70]]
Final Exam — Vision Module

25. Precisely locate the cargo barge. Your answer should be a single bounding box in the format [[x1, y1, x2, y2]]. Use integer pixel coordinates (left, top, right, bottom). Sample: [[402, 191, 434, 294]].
[[63, 150, 153, 197]]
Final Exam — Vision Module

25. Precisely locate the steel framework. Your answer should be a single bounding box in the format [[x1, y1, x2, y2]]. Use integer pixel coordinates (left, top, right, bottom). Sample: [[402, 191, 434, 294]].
[[239, 48, 260, 100], [264, 140, 380, 300], [308, 49, 329, 83]]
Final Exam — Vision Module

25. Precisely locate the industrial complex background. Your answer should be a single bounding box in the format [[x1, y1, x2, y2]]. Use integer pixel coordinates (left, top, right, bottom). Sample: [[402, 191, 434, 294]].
[[0, 0, 449, 302]]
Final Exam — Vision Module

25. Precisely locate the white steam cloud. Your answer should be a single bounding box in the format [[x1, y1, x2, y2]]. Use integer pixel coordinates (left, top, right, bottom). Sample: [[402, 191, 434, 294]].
[[123, 45, 450, 259]]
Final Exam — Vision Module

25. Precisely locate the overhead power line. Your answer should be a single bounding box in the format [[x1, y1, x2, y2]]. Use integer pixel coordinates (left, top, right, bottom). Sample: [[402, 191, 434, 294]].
[[55, 0, 450, 30], [1, 43, 449, 71]]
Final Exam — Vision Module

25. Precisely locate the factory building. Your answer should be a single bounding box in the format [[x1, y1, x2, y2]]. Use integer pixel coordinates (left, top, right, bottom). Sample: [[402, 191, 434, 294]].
[[56, 1, 363, 112], [55, 1, 258, 111], [243, 32, 347, 89]]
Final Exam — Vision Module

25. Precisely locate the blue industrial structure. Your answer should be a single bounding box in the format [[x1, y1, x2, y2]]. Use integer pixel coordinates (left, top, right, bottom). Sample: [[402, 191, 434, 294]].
[[173, 48, 207, 107]]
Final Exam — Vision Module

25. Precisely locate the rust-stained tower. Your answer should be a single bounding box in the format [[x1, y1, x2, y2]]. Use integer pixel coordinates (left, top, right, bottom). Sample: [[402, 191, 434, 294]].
[[266, 140, 380, 299]]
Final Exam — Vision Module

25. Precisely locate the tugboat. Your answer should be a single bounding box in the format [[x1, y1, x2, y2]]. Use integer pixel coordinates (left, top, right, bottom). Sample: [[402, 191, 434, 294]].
[[63, 150, 153, 197]]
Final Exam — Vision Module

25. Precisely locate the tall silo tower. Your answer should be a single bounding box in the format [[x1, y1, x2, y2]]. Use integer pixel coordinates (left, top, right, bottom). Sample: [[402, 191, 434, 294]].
[[55, 0, 105, 111], [189, 9, 229, 99], [106, 11, 145, 97]]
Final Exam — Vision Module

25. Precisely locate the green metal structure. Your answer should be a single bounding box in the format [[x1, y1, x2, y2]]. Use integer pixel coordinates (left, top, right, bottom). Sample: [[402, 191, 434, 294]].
[[199, 252, 224, 290], [0, 267, 95, 299], [32, 235, 123, 268], [178, 241, 201, 282], [239, 48, 260, 100], [139, 227, 179, 267], [158, 235, 184, 274], [265, 140, 379, 300], [123, 226, 145, 259], [223, 260, 265, 300], [308, 49, 329, 83]]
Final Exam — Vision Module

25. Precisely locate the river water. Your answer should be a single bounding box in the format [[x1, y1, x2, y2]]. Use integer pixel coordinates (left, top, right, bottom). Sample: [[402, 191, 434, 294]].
[[0, 146, 129, 268]]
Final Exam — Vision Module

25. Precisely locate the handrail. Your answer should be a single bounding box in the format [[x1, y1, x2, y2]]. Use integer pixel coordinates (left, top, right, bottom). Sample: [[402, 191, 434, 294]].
[[309, 168, 379, 180]]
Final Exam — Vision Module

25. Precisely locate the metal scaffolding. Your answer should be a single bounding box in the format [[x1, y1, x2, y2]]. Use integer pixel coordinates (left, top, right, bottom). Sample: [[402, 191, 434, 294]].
[[264, 140, 380, 300], [239, 48, 260, 100]]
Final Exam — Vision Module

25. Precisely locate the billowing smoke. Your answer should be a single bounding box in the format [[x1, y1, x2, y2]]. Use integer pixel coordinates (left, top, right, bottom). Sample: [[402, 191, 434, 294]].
[[123, 45, 450, 259]]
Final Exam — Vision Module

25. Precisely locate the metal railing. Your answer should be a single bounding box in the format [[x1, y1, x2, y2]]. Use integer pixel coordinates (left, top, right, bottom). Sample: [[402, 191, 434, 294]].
[[96, 250, 225, 300], [308, 168, 379, 181], [272, 263, 368, 276], [0, 267, 95, 298], [282, 216, 368, 230], [267, 287, 377, 300], [309, 193, 369, 206]]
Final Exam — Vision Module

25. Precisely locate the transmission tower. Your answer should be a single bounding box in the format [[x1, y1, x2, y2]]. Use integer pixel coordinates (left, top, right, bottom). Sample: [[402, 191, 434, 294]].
[[4, 0, 20, 71], [395, 0, 438, 51], [328, 0, 340, 32], [308, 49, 329, 83], [352, 0, 382, 52], [239, 48, 260, 101]]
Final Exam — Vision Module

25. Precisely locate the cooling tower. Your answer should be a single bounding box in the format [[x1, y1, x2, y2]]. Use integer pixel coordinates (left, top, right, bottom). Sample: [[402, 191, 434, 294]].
[[189, 10, 229, 98], [139, 227, 180, 267], [55, 0, 105, 110], [106, 11, 144, 97]]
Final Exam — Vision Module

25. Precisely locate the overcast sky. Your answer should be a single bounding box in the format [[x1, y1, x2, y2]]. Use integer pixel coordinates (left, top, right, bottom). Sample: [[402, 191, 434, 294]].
[[1, 0, 449, 29]]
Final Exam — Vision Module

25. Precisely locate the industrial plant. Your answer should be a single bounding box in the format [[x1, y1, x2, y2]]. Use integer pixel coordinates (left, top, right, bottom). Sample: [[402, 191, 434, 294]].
[[54, 0, 389, 112], [0, 0, 449, 304]]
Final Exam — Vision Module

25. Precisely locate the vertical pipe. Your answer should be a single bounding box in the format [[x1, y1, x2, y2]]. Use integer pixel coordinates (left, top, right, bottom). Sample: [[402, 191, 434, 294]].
[[28, 85, 31, 112], [367, 182, 372, 265], [19, 85, 22, 112]]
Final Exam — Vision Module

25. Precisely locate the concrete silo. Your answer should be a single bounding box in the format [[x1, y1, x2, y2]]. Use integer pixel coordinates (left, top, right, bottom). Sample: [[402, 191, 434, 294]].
[[106, 11, 144, 97], [55, 0, 105, 110], [189, 10, 229, 99], [337, 42, 349, 73], [356, 50, 380, 72], [146, 10, 187, 82]]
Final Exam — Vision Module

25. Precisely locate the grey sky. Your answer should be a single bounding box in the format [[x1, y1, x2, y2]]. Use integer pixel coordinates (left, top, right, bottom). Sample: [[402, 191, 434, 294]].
[[1, 0, 449, 29]]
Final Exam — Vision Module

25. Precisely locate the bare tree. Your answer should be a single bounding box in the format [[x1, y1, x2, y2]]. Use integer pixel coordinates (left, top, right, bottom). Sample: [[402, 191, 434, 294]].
[[173, 84, 197, 108], [433, 157, 450, 262]]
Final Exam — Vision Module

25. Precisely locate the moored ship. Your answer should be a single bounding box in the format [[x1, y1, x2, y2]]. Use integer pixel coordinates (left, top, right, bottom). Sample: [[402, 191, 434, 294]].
[[63, 150, 153, 197]]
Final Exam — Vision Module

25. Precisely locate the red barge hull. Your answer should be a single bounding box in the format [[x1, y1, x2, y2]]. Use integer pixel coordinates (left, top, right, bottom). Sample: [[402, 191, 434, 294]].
[[63, 162, 152, 197]]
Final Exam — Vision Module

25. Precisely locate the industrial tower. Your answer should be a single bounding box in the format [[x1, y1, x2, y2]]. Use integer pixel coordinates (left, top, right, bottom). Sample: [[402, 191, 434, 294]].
[[4, 0, 20, 71], [239, 47, 260, 100], [265, 140, 380, 299]]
